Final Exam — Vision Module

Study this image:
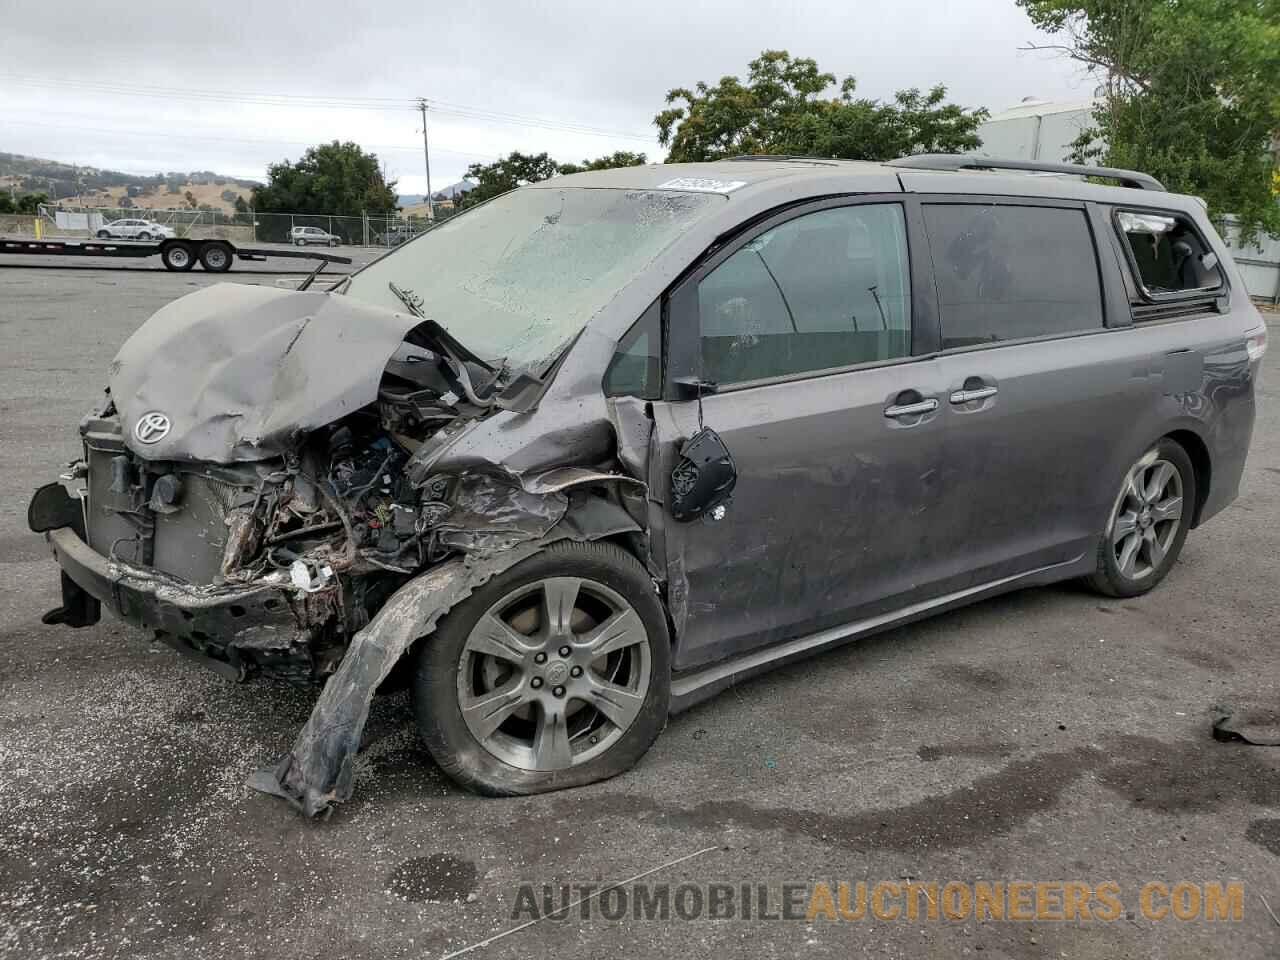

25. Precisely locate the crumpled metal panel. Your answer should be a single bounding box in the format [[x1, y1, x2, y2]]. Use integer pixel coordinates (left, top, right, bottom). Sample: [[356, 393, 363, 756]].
[[109, 283, 423, 463]]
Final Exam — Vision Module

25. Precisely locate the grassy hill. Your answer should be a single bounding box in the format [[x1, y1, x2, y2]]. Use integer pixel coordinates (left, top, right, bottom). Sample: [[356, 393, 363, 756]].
[[0, 152, 260, 214]]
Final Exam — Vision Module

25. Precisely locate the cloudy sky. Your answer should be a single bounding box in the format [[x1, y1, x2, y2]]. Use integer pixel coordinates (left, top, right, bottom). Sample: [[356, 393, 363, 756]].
[[1, 0, 1094, 195]]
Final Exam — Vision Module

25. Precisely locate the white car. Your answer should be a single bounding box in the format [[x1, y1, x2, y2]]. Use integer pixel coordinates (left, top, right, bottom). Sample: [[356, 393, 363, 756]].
[[289, 226, 340, 247], [97, 219, 176, 241]]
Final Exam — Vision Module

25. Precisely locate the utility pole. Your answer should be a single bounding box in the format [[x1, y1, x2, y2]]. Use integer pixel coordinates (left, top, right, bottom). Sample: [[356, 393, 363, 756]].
[[417, 98, 435, 221]]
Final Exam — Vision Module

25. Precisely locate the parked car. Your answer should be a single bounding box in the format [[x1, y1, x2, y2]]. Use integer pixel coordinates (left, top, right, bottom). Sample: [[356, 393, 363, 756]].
[[289, 225, 341, 247], [96, 218, 176, 240], [30, 156, 1266, 817]]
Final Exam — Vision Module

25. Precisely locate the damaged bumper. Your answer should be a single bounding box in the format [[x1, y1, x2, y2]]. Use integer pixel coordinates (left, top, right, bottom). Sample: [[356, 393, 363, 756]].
[[34, 482, 312, 682]]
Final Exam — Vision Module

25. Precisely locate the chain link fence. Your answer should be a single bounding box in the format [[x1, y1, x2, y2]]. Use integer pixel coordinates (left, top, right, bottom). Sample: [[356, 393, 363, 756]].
[[11, 205, 449, 248]]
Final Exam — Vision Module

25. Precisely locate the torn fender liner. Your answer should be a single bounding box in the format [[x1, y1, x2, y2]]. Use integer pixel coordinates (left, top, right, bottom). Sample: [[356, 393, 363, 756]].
[[249, 546, 542, 816], [110, 283, 424, 463], [249, 473, 646, 817]]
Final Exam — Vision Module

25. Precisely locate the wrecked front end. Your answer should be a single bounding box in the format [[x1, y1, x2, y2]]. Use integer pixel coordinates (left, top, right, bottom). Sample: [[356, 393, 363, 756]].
[[30, 282, 652, 816]]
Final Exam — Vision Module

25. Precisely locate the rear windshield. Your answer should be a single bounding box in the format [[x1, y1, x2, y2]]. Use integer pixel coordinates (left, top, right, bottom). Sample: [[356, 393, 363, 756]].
[[345, 187, 722, 373]]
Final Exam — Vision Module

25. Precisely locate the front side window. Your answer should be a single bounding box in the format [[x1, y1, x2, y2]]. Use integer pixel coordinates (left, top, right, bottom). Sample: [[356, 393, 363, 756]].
[[924, 204, 1104, 349], [1116, 209, 1223, 298], [695, 203, 912, 386]]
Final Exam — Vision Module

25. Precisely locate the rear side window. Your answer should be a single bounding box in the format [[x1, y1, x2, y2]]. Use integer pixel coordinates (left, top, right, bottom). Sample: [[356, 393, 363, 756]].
[[695, 203, 912, 386], [1115, 210, 1223, 298], [924, 204, 1103, 349]]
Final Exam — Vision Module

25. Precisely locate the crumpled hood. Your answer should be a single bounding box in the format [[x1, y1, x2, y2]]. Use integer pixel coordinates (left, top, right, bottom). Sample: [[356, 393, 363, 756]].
[[109, 283, 422, 462]]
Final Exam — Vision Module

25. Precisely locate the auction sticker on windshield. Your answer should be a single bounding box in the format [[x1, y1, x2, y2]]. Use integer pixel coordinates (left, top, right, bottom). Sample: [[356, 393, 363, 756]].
[[656, 177, 748, 194]]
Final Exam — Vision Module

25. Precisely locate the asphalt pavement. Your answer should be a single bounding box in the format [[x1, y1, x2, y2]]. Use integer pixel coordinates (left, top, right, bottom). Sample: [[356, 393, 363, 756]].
[[0, 265, 1277, 960]]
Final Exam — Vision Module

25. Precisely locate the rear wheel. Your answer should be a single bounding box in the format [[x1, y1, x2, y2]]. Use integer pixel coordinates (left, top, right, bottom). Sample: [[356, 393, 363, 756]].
[[414, 540, 670, 796], [137, 231, 152, 240], [160, 242, 196, 272], [96, 229, 110, 239], [296, 238, 307, 246], [1086, 438, 1195, 597], [198, 241, 233, 272]]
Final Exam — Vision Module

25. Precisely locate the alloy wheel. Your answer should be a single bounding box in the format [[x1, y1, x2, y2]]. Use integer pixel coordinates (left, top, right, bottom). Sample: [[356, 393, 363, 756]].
[[1110, 457, 1184, 580], [457, 577, 651, 771]]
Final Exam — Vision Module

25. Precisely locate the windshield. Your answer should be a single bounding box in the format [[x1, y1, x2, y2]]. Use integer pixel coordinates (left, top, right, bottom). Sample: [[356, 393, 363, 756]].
[[345, 186, 722, 372]]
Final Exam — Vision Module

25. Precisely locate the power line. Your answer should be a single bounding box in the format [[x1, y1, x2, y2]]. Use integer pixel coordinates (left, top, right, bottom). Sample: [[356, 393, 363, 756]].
[[1, 74, 659, 142], [4, 117, 499, 163]]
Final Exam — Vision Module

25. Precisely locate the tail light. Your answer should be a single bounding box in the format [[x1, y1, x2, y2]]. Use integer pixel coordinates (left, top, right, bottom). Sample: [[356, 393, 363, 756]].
[[1246, 325, 1267, 362]]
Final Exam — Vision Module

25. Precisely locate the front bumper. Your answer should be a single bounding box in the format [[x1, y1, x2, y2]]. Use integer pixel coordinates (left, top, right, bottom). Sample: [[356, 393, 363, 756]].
[[32, 483, 316, 681]]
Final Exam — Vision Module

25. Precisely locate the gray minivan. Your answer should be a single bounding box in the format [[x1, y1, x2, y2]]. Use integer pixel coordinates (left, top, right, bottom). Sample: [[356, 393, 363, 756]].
[[29, 156, 1266, 816]]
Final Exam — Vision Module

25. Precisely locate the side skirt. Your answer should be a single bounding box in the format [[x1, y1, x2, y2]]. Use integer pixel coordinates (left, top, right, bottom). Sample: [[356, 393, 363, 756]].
[[668, 554, 1088, 714]]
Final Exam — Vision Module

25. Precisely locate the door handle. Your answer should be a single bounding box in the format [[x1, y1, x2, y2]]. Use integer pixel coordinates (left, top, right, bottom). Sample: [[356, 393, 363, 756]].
[[949, 385, 998, 404], [884, 398, 938, 418]]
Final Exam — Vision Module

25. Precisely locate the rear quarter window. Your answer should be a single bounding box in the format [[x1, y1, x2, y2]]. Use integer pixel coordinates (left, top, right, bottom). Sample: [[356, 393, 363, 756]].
[[923, 203, 1104, 349], [1114, 209, 1223, 299]]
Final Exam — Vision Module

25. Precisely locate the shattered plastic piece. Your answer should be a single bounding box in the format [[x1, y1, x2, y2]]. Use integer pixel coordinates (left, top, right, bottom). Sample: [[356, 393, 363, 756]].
[[1212, 705, 1280, 745], [289, 559, 334, 594]]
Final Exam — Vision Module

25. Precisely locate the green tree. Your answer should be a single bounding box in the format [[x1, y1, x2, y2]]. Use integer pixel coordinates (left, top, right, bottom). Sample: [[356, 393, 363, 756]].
[[251, 141, 398, 237], [1019, 0, 1280, 240], [15, 192, 48, 214], [457, 151, 560, 209], [654, 50, 987, 162], [557, 151, 648, 175]]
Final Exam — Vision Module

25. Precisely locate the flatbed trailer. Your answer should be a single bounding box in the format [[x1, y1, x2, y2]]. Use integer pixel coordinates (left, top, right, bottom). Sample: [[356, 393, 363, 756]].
[[0, 236, 353, 273]]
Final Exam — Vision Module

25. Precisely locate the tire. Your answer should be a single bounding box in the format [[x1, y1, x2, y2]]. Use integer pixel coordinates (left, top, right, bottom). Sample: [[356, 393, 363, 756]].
[[1085, 438, 1196, 598], [329, 239, 338, 247], [160, 242, 196, 272], [96, 230, 110, 239], [296, 238, 307, 246], [137, 232, 152, 240], [198, 241, 233, 273], [414, 539, 671, 796]]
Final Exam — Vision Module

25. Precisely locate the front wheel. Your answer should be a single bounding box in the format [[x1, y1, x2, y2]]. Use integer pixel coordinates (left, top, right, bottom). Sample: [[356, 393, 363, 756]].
[[137, 232, 152, 240], [414, 539, 670, 796], [1086, 438, 1195, 598]]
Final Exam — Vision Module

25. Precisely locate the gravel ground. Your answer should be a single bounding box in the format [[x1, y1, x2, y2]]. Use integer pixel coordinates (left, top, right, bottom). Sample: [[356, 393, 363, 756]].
[[1, 267, 1277, 960]]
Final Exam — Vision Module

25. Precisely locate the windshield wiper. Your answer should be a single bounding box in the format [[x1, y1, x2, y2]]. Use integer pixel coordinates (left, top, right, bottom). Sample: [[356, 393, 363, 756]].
[[386, 281, 494, 372], [388, 281, 425, 318], [296, 259, 327, 291]]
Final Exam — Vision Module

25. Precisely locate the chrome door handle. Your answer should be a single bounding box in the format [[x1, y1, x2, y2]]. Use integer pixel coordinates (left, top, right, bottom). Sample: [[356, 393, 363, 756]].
[[884, 398, 938, 418], [949, 386, 998, 404]]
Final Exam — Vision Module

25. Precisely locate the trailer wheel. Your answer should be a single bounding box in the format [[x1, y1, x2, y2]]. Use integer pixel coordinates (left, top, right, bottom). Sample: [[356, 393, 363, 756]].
[[161, 242, 196, 272], [199, 242, 233, 273]]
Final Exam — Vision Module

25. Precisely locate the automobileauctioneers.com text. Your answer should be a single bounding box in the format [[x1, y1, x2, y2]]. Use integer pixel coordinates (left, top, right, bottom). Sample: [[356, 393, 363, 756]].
[[511, 880, 1248, 923]]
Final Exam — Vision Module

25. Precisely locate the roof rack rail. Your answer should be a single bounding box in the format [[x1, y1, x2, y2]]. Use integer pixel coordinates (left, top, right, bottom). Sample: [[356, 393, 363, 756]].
[[725, 154, 840, 165], [887, 154, 1166, 191]]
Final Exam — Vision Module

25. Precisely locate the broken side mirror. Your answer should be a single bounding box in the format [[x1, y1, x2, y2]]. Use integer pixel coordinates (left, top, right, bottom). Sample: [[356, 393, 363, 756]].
[[669, 426, 736, 522]]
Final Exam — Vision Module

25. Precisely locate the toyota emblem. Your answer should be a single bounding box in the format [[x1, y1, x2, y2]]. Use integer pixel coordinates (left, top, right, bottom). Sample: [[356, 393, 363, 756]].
[[133, 411, 172, 444]]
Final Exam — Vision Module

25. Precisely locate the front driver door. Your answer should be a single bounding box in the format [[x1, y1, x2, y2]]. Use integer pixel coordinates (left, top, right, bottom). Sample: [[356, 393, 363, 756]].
[[651, 197, 951, 672]]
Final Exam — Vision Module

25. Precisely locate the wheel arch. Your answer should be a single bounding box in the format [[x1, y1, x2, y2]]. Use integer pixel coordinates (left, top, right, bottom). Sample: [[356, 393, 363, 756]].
[[1163, 428, 1212, 527]]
